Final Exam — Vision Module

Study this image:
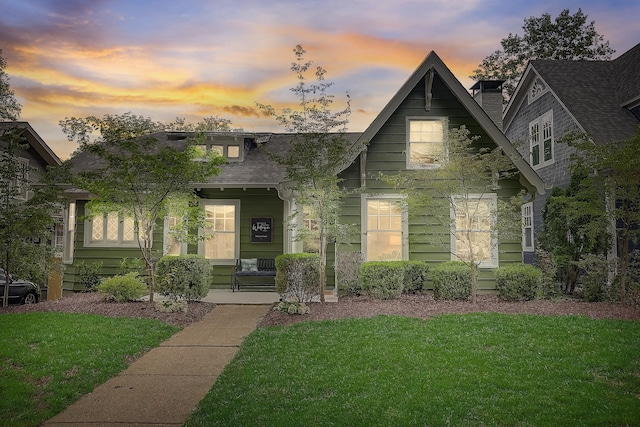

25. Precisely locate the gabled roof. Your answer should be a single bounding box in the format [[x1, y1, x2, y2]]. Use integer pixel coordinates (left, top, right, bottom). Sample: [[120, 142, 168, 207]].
[[0, 121, 62, 166], [503, 43, 640, 145], [345, 51, 545, 195]]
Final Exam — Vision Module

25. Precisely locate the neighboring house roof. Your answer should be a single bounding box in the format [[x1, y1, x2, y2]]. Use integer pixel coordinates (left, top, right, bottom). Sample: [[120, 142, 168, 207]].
[[504, 43, 640, 145], [0, 121, 62, 166], [345, 51, 546, 195]]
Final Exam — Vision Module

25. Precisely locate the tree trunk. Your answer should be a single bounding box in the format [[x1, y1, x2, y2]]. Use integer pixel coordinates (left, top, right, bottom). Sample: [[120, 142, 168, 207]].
[[2, 250, 10, 307], [470, 261, 478, 304], [319, 230, 327, 303]]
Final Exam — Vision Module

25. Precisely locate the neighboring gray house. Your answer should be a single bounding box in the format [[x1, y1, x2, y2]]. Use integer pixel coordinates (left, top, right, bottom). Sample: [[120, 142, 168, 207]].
[[499, 43, 640, 263]]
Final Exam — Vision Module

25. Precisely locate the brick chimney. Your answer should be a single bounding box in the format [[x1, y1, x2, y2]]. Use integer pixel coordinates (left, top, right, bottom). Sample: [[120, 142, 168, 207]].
[[471, 80, 504, 130]]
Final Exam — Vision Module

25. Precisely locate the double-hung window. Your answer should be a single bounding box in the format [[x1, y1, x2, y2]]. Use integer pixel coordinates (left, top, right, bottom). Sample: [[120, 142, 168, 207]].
[[529, 111, 554, 168], [302, 205, 320, 253], [407, 118, 447, 169], [199, 200, 239, 263], [363, 196, 406, 261], [522, 202, 534, 252], [451, 194, 498, 267], [11, 158, 30, 200]]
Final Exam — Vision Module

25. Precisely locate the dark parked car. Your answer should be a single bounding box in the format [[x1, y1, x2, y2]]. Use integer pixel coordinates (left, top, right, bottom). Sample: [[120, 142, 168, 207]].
[[0, 270, 40, 306]]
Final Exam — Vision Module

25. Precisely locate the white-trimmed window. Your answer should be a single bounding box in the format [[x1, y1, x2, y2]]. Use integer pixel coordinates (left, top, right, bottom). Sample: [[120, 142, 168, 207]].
[[522, 202, 534, 252], [451, 194, 498, 267], [163, 216, 187, 256], [199, 200, 239, 264], [85, 210, 141, 247], [529, 110, 554, 168], [407, 118, 447, 169], [363, 196, 407, 261], [63, 202, 76, 264]]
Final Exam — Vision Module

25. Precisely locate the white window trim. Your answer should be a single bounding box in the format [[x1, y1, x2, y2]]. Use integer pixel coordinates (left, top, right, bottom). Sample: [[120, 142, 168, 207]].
[[450, 193, 498, 268], [163, 216, 188, 256], [406, 117, 448, 170], [63, 201, 76, 264], [529, 110, 554, 169], [522, 201, 534, 252], [83, 210, 142, 248], [198, 199, 240, 265], [361, 194, 408, 261]]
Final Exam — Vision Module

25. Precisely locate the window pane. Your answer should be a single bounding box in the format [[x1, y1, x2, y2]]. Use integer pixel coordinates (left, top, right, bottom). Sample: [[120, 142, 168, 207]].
[[543, 139, 552, 162], [227, 145, 240, 158], [525, 228, 533, 248], [409, 120, 444, 166], [92, 215, 103, 241], [205, 232, 235, 259], [367, 231, 402, 261], [211, 145, 223, 155], [122, 216, 135, 241], [107, 212, 119, 241], [532, 145, 540, 166]]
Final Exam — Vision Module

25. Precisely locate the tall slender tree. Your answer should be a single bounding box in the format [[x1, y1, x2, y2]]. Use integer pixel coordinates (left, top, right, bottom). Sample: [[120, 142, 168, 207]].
[[257, 45, 355, 302]]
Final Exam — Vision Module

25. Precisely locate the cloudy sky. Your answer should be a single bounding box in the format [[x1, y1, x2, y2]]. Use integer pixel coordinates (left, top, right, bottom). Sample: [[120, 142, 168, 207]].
[[1, 0, 638, 159]]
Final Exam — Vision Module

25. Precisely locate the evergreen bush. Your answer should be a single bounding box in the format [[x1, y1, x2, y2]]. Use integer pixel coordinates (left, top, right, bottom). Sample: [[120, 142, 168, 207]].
[[402, 260, 429, 294], [360, 261, 405, 299], [97, 272, 147, 302], [431, 261, 472, 301], [155, 255, 211, 302], [275, 253, 320, 303], [495, 263, 542, 301], [77, 261, 103, 292]]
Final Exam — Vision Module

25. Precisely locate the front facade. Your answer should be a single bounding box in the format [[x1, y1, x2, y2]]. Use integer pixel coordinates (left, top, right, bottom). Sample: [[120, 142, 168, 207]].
[[503, 43, 640, 263], [62, 52, 545, 293]]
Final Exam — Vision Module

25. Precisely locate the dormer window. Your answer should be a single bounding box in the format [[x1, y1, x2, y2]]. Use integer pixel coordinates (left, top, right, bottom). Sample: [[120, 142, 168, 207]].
[[195, 136, 245, 162]]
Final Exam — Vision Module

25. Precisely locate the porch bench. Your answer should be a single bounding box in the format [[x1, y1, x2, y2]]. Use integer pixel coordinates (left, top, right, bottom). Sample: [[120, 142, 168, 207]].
[[231, 258, 277, 291]]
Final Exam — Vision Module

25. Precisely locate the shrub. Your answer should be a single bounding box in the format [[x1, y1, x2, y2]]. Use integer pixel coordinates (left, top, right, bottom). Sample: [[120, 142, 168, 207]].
[[275, 253, 320, 303], [431, 261, 472, 301], [155, 255, 211, 302], [155, 299, 188, 313], [402, 261, 429, 294], [97, 272, 147, 302], [273, 297, 310, 315], [118, 257, 144, 276], [360, 261, 405, 299], [577, 254, 616, 302], [336, 252, 362, 295], [495, 264, 542, 301], [77, 261, 103, 292]]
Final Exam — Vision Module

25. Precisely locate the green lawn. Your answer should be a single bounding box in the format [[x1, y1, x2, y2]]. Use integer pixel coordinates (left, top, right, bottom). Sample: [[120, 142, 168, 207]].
[[186, 314, 640, 427], [0, 312, 179, 426]]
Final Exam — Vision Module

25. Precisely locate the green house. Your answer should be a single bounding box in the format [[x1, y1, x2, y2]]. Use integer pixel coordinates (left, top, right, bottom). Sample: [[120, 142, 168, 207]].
[[60, 51, 544, 294]]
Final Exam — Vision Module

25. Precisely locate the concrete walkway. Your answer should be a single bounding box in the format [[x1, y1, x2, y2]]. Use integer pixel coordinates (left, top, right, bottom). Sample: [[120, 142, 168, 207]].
[[44, 304, 271, 427]]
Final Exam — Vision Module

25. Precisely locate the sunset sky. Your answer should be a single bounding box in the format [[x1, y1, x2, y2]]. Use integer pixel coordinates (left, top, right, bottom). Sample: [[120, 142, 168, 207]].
[[1, 0, 639, 159]]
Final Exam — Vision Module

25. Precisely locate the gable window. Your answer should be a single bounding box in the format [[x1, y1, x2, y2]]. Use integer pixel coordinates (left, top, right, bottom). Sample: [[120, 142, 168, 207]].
[[85, 210, 141, 247], [363, 196, 407, 261], [451, 194, 498, 267], [522, 202, 534, 252], [163, 216, 187, 256], [529, 111, 553, 168], [407, 118, 447, 169], [199, 200, 239, 263]]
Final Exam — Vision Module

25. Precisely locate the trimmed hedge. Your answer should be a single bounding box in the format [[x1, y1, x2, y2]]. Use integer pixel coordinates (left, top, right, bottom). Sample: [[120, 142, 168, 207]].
[[275, 253, 320, 303], [495, 263, 542, 301], [431, 261, 472, 301], [360, 261, 405, 299], [155, 255, 211, 302], [403, 260, 429, 294], [97, 272, 147, 302]]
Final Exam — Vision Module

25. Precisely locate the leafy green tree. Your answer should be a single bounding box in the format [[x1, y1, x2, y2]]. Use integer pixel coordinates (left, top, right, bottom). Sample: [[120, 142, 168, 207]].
[[383, 126, 522, 303], [537, 164, 611, 294], [1, 51, 65, 306], [566, 130, 640, 299], [0, 49, 21, 121], [60, 113, 226, 302], [471, 9, 614, 100], [257, 45, 355, 302]]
